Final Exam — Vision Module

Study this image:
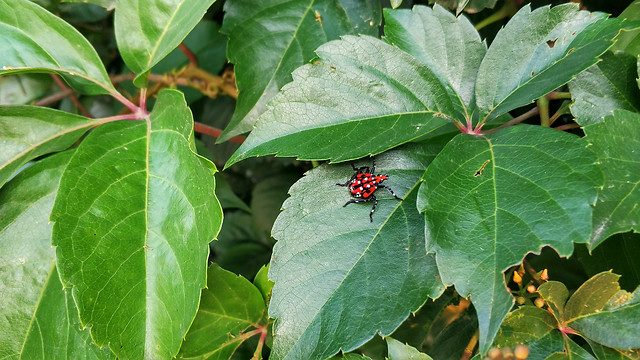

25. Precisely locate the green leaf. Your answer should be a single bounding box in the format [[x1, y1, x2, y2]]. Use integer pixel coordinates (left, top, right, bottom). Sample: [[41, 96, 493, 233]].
[[218, 0, 381, 142], [50, 90, 223, 359], [0, 151, 113, 359], [567, 273, 640, 349], [383, 5, 486, 109], [177, 263, 265, 359], [577, 233, 640, 292], [537, 281, 570, 323], [417, 125, 602, 353], [268, 145, 445, 360], [583, 110, 640, 249], [0, 0, 114, 94], [610, 0, 640, 56], [225, 35, 465, 167], [114, 0, 216, 87], [254, 264, 274, 303], [547, 338, 598, 360], [588, 340, 638, 360], [386, 337, 433, 360], [0, 74, 52, 105], [0, 106, 99, 189], [61, 0, 115, 11], [428, 0, 498, 14], [475, 3, 626, 122], [569, 52, 640, 126], [495, 306, 565, 358]]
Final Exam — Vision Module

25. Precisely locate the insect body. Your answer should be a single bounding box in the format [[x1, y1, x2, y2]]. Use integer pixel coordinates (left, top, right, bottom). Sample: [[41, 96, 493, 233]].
[[336, 157, 401, 222]]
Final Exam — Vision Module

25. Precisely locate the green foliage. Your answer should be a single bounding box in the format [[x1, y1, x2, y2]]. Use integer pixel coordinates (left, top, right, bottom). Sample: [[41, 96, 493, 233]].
[[1, 0, 639, 359]]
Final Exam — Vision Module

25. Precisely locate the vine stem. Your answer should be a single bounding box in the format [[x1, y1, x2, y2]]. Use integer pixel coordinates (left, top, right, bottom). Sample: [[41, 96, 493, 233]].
[[250, 324, 269, 360], [50, 74, 92, 118], [460, 329, 479, 360], [481, 107, 540, 135], [194, 122, 245, 144], [178, 43, 199, 67]]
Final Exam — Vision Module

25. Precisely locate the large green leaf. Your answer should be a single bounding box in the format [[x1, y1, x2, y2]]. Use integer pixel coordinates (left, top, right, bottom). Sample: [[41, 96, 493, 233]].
[[51, 90, 223, 359], [225, 34, 465, 167], [495, 306, 565, 358], [475, 3, 626, 122], [417, 125, 602, 353], [268, 145, 445, 360], [383, 5, 486, 110], [0, 151, 113, 359], [569, 52, 640, 126], [0, 0, 114, 94], [583, 110, 640, 249], [114, 0, 216, 87], [177, 263, 265, 359], [0, 106, 98, 189], [218, 0, 381, 142]]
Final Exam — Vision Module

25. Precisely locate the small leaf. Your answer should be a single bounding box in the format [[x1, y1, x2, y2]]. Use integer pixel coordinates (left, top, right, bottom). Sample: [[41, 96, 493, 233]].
[[569, 51, 640, 126], [417, 125, 602, 353], [254, 264, 274, 302], [475, 4, 626, 122], [386, 337, 433, 360], [567, 273, 640, 349], [178, 263, 265, 359], [51, 90, 223, 359], [268, 145, 444, 360], [610, 0, 640, 56], [583, 110, 640, 249], [537, 281, 570, 322], [61, 0, 115, 10], [0, 0, 114, 94], [114, 0, 216, 87], [577, 233, 640, 292], [225, 35, 465, 167], [383, 5, 486, 110], [0, 106, 98, 189], [0, 151, 113, 359], [219, 0, 381, 141]]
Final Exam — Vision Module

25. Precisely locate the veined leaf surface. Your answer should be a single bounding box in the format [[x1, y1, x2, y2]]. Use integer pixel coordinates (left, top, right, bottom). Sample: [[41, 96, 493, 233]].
[[0, 0, 114, 94], [268, 145, 445, 360], [417, 125, 602, 353], [51, 90, 223, 359]]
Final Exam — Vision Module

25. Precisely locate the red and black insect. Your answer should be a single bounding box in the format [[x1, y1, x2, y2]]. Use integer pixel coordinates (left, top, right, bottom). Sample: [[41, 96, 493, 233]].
[[337, 157, 402, 222]]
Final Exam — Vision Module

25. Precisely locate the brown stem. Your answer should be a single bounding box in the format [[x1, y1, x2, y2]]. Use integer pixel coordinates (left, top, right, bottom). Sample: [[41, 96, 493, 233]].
[[194, 122, 245, 144], [34, 88, 75, 106], [50, 74, 93, 118], [482, 107, 540, 135], [460, 329, 479, 360], [179, 43, 199, 67], [553, 123, 581, 131], [250, 324, 269, 360]]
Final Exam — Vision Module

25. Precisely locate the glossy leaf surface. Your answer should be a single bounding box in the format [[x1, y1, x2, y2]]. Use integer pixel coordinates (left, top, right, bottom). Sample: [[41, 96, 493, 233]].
[[383, 5, 486, 109], [569, 52, 640, 126], [62, 0, 115, 10], [178, 264, 265, 359], [115, 0, 216, 87], [51, 90, 223, 359], [495, 306, 565, 358], [0, 151, 112, 359], [0, 106, 96, 189], [268, 145, 445, 360], [0, 0, 114, 94], [226, 34, 465, 167], [386, 337, 433, 360], [475, 4, 625, 122], [583, 110, 640, 249], [219, 0, 381, 141], [417, 125, 602, 353]]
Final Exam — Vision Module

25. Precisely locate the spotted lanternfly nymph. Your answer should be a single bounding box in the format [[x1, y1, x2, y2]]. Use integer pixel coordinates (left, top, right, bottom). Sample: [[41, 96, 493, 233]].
[[336, 157, 402, 222]]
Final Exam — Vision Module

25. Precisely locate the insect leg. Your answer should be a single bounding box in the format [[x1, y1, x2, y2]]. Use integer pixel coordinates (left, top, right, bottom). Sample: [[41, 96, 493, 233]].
[[378, 185, 402, 200], [369, 195, 378, 222], [343, 197, 373, 207]]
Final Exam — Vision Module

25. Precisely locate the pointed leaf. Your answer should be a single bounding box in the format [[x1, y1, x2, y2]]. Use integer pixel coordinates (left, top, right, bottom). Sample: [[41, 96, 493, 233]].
[[475, 4, 626, 122], [0, 151, 113, 359], [386, 337, 433, 360], [566, 273, 640, 349], [0, 0, 114, 94], [51, 90, 223, 359], [569, 52, 640, 126], [583, 110, 640, 249], [226, 35, 465, 167], [178, 264, 265, 359], [114, 0, 216, 87], [268, 145, 445, 360], [537, 281, 570, 322], [219, 0, 381, 141], [578, 232, 640, 292], [417, 125, 602, 353], [383, 5, 486, 109], [610, 0, 640, 56], [0, 106, 99, 189]]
